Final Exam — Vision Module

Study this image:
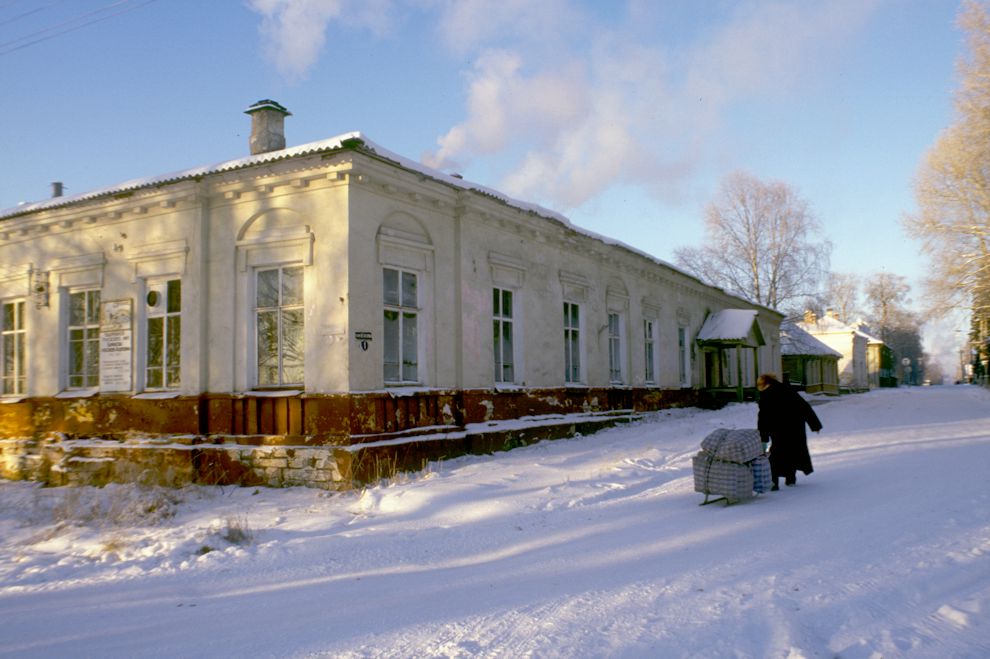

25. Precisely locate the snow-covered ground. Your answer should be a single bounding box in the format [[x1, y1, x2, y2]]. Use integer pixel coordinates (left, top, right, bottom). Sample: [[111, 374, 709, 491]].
[[1, 386, 989, 658]]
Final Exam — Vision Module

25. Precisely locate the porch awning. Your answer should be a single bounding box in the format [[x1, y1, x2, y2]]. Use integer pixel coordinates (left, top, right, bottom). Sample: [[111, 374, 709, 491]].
[[697, 309, 765, 348]]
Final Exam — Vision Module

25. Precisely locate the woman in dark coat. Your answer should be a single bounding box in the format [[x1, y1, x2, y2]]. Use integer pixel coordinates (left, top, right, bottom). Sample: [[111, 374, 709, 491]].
[[756, 373, 822, 491]]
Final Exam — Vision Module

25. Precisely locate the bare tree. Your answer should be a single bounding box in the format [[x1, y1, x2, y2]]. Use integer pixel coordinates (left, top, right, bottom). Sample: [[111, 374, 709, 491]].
[[863, 271, 924, 382], [863, 272, 912, 340], [824, 272, 860, 323], [905, 1, 990, 317], [675, 171, 831, 311], [799, 272, 858, 321]]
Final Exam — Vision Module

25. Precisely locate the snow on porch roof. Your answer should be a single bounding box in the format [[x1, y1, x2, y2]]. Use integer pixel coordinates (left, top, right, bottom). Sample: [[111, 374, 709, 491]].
[[696, 309, 765, 346]]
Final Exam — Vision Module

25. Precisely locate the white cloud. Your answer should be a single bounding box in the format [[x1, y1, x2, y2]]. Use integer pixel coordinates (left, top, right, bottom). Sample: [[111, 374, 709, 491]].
[[249, 0, 395, 80], [434, 0, 581, 54], [427, 0, 881, 209], [250, 0, 881, 207]]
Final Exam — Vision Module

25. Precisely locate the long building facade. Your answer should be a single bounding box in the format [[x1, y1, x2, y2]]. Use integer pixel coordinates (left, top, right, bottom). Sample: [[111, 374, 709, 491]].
[[0, 102, 781, 485]]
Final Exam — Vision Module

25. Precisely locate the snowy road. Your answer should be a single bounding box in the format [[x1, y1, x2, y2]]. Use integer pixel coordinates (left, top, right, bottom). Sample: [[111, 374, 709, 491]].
[[1, 386, 989, 658]]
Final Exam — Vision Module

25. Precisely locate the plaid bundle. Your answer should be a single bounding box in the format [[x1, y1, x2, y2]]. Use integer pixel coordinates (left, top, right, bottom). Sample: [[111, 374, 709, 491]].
[[751, 454, 772, 494], [700, 428, 762, 464], [692, 452, 754, 501], [694, 428, 767, 503]]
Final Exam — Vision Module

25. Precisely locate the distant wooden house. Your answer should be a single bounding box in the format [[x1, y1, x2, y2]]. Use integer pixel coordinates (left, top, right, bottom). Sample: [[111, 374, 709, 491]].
[[780, 319, 840, 395], [798, 310, 868, 392]]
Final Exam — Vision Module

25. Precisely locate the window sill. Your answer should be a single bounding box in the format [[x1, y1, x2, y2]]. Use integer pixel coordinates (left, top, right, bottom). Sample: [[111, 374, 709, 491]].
[[243, 389, 303, 397], [55, 388, 99, 399], [133, 391, 182, 400], [0, 395, 26, 404]]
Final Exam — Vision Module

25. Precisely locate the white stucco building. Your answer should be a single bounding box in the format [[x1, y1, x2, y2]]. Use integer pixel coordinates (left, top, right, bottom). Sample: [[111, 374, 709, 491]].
[[0, 101, 782, 444], [798, 310, 868, 392]]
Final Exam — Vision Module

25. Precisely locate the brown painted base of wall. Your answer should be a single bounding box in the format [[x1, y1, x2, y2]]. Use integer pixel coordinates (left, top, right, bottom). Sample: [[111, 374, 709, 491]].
[[0, 387, 698, 443], [0, 387, 700, 490]]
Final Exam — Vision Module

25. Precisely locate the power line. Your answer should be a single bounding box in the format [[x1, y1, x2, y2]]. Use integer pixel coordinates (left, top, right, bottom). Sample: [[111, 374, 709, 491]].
[[0, 1, 66, 29], [0, 0, 157, 56]]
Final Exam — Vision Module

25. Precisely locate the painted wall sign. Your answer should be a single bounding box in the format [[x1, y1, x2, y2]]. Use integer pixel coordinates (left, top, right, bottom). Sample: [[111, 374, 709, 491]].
[[354, 331, 372, 351], [100, 298, 133, 392]]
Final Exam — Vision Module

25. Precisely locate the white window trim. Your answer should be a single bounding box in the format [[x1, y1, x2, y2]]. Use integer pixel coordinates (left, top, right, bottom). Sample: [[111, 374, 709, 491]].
[[564, 300, 583, 385], [378, 226, 433, 388], [0, 264, 31, 299], [644, 318, 657, 385], [254, 265, 306, 388], [127, 239, 188, 282], [0, 298, 27, 397], [678, 325, 692, 388], [50, 252, 105, 289], [141, 277, 182, 392], [493, 286, 517, 384], [382, 266, 422, 385], [237, 227, 314, 272], [63, 287, 101, 392], [608, 311, 625, 385]]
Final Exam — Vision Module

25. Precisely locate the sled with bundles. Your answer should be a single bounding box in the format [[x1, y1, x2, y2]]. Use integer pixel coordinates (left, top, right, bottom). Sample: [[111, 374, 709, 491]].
[[692, 428, 771, 505]]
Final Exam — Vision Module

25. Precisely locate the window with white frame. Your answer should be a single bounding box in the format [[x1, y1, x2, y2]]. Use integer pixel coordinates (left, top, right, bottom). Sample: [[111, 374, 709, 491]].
[[564, 301, 581, 383], [68, 289, 101, 389], [145, 279, 181, 390], [678, 325, 690, 387], [255, 266, 304, 386], [493, 287, 514, 383], [608, 312, 623, 384], [644, 318, 656, 384], [1, 299, 26, 395], [383, 267, 418, 383]]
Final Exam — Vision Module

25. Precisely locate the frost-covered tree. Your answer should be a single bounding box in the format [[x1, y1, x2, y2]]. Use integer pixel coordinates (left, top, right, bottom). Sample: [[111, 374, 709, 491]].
[[905, 1, 990, 317], [675, 170, 831, 311]]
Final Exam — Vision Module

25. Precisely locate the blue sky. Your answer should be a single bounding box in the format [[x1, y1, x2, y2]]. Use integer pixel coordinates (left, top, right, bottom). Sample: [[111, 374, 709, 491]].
[[0, 0, 966, 315]]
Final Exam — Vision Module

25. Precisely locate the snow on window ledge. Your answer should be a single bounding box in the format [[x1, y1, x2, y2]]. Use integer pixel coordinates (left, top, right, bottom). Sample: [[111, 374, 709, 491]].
[[55, 388, 99, 399], [243, 389, 303, 398], [133, 391, 182, 400]]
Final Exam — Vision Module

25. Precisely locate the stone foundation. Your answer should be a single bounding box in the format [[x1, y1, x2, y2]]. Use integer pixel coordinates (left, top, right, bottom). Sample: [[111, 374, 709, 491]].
[[0, 386, 700, 489], [0, 411, 647, 489]]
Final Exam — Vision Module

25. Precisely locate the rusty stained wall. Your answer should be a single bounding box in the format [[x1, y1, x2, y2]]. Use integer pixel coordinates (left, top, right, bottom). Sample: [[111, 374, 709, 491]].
[[0, 387, 700, 442]]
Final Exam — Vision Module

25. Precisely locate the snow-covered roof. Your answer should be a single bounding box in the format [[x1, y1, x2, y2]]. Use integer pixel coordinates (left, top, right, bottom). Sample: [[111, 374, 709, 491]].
[[798, 314, 856, 335], [0, 131, 575, 225], [780, 320, 842, 357], [854, 322, 885, 344], [0, 129, 781, 319], [697, 309, 764, 345]]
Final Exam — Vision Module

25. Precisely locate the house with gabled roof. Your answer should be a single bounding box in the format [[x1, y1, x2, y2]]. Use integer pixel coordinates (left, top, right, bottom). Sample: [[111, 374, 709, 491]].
[[0, 100, 782, 487], [797, 310, 868, 392], [855, 322, 897, 388], [780, 318, 841, 395]]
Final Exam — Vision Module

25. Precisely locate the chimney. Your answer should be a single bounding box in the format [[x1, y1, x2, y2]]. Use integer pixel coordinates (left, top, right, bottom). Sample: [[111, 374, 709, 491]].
[[244, 99, 291, 155], [51, 181, 63, 198], [803, 309, 817, 324]]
